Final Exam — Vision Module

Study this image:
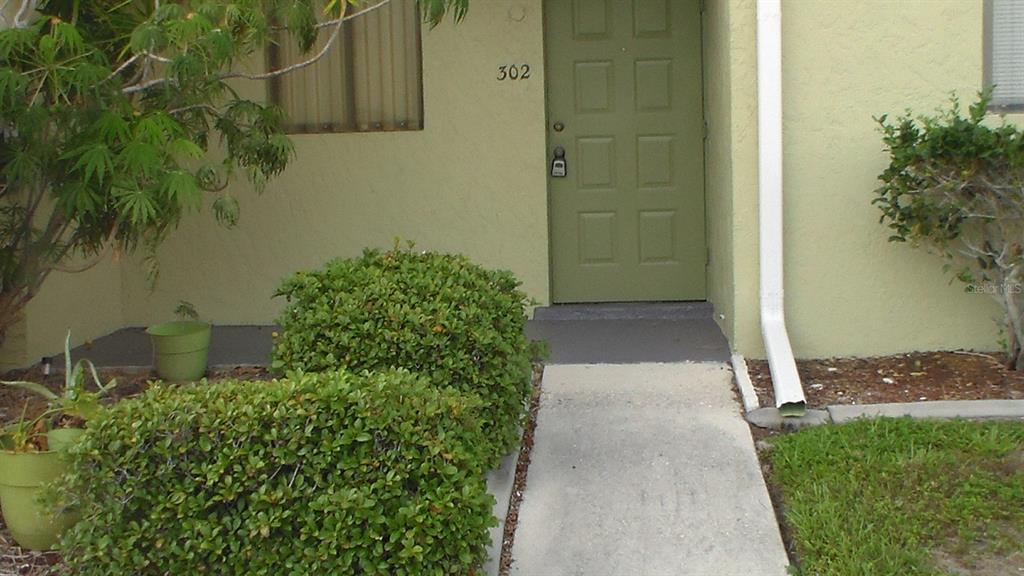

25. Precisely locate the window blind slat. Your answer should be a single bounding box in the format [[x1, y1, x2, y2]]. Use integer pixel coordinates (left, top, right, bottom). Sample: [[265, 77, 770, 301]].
[[991, 0, 1024, 106], [406, 2, 422, 129], [390, 3, 408, 127]]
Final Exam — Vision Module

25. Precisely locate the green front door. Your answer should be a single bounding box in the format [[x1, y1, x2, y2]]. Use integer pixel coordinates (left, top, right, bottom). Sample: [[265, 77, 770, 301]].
[[545, 0, 706, 302]]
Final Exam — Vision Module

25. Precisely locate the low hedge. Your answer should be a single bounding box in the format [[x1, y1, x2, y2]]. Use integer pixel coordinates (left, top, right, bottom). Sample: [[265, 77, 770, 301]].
[[271, 246, 533, 464], [58, 371, 496, 575]]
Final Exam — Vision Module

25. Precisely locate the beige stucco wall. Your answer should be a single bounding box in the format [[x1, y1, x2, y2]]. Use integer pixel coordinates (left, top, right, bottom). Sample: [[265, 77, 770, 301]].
[[26, 260, 125, 362], [118, 1, 550, 327], [113, 0, 1024, 359], [0, 258, 124, 371], [730, 0, 1003, 359], [5, 0, 1012, 366]]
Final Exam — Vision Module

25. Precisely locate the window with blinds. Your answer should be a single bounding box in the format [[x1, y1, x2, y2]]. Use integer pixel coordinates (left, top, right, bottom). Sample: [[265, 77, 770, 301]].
[[268, 0, 424, 133], [987, 0, 1024, 108]]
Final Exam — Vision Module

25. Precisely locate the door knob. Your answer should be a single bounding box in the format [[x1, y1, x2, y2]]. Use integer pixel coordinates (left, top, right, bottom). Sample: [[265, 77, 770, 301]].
[[553, 121, 565, 132]]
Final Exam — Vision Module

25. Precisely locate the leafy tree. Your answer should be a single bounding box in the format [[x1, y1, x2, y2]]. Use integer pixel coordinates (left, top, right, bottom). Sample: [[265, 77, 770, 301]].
[[875, 91, 1024, 369], [0, 0, 466, 343]]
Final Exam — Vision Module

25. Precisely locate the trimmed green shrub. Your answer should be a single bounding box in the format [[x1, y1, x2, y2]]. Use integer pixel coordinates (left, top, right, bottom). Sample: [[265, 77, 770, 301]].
[[875, 91, 1024, 368], [58, 371, 496, 575], [272, 246, 533, 464]]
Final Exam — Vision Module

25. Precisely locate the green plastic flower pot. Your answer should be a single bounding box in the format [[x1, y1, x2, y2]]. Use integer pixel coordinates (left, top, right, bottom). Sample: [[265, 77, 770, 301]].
[[0, 450, 77, 550], [46, 428, 84, 453], [146, 320, 212, 381]]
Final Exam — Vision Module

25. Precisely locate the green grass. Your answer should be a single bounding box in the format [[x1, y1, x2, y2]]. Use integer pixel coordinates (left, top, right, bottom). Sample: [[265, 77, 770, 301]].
[[767, 418, 1024, 576]]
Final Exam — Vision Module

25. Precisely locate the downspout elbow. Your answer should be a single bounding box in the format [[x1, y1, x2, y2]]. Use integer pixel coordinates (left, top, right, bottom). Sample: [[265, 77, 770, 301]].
[[760, 300, 806, 416]]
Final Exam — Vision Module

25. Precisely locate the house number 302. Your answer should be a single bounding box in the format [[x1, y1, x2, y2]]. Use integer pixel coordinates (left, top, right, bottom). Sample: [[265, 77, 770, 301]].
[[497, 64, 531, 81]]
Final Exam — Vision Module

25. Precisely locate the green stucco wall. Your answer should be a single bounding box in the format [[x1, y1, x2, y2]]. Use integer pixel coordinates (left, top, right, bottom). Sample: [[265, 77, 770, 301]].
[[117, 1, 550, 328]]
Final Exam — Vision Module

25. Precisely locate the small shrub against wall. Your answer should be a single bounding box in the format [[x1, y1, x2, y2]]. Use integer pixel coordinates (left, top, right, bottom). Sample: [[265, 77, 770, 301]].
[[272, 246, 534, 464], [59, 371, 496, 575], [875, 92, 1024, 368]]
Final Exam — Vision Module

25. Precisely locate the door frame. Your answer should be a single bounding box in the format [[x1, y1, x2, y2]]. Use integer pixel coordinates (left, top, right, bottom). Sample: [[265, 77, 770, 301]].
[[540, 0, 710, 304]]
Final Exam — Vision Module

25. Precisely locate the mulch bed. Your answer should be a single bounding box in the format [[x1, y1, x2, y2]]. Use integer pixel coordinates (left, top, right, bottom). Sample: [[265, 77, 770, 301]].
[[0, 365, 273, 426], [497, 364, 543, 576], [0, 528, 60, 576], [747, 350, 1024, 409]]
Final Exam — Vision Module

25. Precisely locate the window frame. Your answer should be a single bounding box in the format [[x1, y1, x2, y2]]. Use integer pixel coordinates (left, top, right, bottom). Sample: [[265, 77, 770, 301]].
[[266, 4, 426, 135], [985, 0, 1024, 112]]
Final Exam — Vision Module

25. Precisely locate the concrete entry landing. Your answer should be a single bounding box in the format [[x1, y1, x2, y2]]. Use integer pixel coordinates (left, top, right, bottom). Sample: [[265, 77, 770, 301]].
[[510, 363, 789, 576], [526, 303, 729, 364], [63, 303, 727, 369], [60, 325, 277, 369]]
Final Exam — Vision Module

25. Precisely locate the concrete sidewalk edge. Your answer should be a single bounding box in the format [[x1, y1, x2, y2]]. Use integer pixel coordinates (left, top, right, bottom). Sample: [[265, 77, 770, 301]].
[[827, 398, 1024, 423], [484, 443, 522, 576], [748, 399, 1024, 429]]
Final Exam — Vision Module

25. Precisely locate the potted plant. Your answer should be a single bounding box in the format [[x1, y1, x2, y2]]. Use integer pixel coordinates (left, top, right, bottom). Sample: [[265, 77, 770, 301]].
[[146, 301, 212, 382], [0, 332, 116, 550]]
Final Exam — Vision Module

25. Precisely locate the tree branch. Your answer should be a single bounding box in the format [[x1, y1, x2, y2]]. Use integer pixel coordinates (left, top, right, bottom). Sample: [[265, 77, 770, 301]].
[[45, 243, 113, 274], [107, 51, 173, 87], [167, 103, 220, 116], [273, 0, 393, 31], [219, 17, 344, 82], [13, 0, 36, 28], [123, 0, 387, 93], [122, 76, 168, 95]]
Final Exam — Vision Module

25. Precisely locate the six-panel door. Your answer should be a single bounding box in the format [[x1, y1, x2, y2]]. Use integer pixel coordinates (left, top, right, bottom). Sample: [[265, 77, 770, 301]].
[[546, 0, 706, 302]]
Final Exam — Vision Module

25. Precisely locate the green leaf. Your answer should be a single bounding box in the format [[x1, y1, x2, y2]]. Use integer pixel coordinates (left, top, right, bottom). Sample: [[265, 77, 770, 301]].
[[69, 144, 114, 185], [212, 195, 239, 228], [93, 112, 132, 144], [1, 380, 58, 400], [168, 138, 203, 159], [129, 23, 166, 54], [114, 186, 158, 225], [161, 170, 201, 209], [50, 21, 85, 53], [0, 68, 27, 108], [134, 113, 182, 145], [118, 141, 162, 177]]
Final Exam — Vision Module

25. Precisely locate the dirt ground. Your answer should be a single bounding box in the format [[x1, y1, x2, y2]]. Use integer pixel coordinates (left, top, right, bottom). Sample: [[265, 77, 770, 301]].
[[747, 350, 1024, 408], [498, 364, 544, 576], [0, 365, 273, 426]]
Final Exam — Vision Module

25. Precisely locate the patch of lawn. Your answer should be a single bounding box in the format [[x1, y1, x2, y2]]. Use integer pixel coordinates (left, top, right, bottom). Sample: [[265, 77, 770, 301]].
[[767, 418, 1024, 576]]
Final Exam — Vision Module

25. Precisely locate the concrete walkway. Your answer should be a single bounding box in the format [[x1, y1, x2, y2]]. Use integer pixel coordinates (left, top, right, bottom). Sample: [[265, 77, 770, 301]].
[[509, 363, 789, 576], [61, 303, 790, 575]]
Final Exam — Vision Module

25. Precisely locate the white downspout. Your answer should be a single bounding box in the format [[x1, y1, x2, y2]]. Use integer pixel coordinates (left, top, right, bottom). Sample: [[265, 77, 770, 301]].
[[756, 0, 806, 416]]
